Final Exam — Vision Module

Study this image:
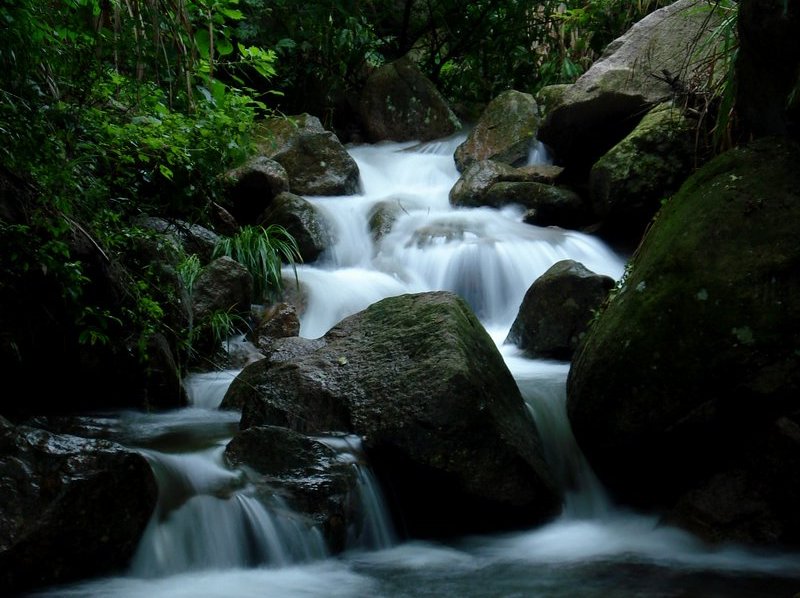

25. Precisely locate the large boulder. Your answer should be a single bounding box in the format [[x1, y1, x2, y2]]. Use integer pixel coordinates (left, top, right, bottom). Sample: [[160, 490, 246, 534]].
[[0, 422, 158, 593], [255, 114, 360, 196], [589, 102, 695, 240], [454, 90, 539, 172], [359, 57, 461, 142], [258, 191, 334, 263], [505, 260, 615, 360], [538, 0, 724, 176], [225, 291, 561, 537], [567, 138, 800, 547]]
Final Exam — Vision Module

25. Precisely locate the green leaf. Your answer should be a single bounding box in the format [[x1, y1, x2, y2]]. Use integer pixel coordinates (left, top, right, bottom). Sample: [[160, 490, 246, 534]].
[[216, 37, 233, 56], [220, 8, 244, 20], [195, 29, 211, 59]]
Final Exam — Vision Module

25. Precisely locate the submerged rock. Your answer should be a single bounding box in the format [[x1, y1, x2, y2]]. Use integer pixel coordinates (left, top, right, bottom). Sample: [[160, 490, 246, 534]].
[[226, 291, 562, 537], [567, 138, 800, 547], [224, 425, 359, 553]]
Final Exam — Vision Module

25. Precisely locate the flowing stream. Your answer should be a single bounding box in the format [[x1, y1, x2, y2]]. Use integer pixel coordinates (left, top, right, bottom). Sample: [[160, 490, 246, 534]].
[[35, 135, 800, 597]]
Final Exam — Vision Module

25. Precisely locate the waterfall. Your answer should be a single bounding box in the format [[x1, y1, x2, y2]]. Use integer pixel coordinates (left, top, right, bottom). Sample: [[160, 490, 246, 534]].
[[503, 348, 611, 519], [129, 444, 327, 577], [298, 136, 624, 339], [316, 434, 397, 551], [33, 134, 800, 596]]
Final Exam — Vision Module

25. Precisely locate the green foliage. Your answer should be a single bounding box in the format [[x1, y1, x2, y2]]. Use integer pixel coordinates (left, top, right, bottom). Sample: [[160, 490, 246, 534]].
[[0, 0, 286, 368], [237, 0, 386, 128], [177, 254, 203, 300], [212, 224, 302, 302], [688, 0, 739, 153]]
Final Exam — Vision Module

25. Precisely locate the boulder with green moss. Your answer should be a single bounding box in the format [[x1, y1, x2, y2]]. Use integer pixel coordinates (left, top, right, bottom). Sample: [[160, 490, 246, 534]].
[[454, 90, 539, 172], [538, 0, 723, 175], [567, 138, 800, 547], [255, 114, 360, 196], [589, 102, 695, 239], [359, 57, 461, 142], [226, 291, 562, 538]]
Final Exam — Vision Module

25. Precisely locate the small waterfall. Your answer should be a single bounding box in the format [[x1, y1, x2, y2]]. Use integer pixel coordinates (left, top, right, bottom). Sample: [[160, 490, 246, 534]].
[[316, 434, 397, 551], [292, 138, 625, 339], [184, 370, 240, 410], [131, 444, 327, 577], [503, 349, 611, 519]]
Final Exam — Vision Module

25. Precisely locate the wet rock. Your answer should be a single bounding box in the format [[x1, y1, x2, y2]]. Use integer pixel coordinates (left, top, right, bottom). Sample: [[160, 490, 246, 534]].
[[224, 425, 359, 553], [230, 291, 562, 538], [0, 424, 157, 594], [258, 191, 334, 263], [567, 138, 800, 547]]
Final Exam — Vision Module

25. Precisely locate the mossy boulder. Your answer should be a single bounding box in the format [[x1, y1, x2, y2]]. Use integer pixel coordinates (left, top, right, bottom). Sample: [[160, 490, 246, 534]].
[[454, 90, 539, 172], [226, 291, 561, 538], [567, 137, 800, 547], [255, 114, 360, 196], [538, 0, 723, 176], [589, 102, 695, 241], [359, 57, 461, 142]]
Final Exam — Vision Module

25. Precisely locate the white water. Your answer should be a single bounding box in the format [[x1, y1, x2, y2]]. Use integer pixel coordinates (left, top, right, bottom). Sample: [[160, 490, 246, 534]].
[[35, 135, 800, 596]]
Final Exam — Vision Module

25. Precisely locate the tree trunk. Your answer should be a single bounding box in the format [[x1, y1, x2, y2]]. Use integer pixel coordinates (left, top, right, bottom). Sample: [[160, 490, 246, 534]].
[[736, 0, 800, 139]]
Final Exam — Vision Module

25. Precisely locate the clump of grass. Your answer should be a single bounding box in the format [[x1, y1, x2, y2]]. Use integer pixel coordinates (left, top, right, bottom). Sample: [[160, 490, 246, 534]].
[[213, 224, 302, 302]]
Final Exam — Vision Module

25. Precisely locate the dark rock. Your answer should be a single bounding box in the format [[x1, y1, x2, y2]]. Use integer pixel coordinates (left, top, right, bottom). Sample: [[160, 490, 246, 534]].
[[230, 291, 561, 538], [258, 192, 334, 263], [359, 57, 461, 142], [0, 424, 157, 593], [223, 156, 289, 225], [192, 256, 253, 323], [567, 138, 800, 547], [506, 260, 614, 360], [255, 114, 360, 196]]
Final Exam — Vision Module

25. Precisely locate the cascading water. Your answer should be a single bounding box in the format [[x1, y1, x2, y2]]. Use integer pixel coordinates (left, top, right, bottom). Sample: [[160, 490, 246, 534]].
[[35, 134, 800, 597]]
